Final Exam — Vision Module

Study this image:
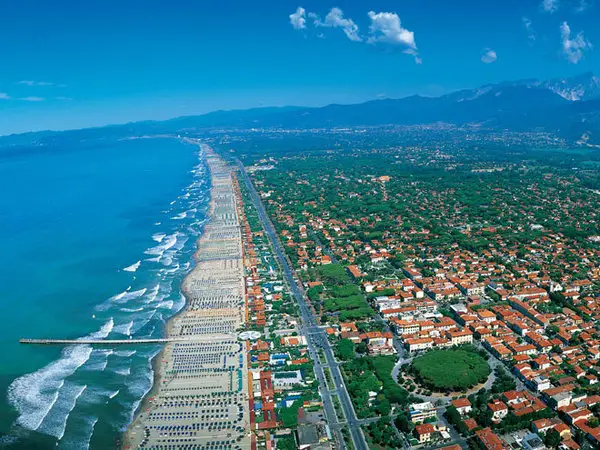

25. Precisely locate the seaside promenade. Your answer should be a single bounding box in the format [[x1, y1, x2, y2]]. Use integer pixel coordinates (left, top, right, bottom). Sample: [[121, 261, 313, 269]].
[[125, 148, 251, 449]]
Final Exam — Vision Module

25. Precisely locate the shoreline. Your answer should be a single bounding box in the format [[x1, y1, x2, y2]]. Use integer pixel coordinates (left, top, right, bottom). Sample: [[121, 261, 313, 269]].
[[124, 144, 251, 449], [122, 151, 216, 448]]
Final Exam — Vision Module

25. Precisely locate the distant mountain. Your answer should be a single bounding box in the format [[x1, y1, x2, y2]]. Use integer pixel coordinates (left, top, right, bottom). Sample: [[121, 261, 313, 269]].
[[458, 72, 600, 102], [159, 73, 600, 135], [2, 72, 600, 145], [162, 82, 576, 131], [539, 72, 600, 102]]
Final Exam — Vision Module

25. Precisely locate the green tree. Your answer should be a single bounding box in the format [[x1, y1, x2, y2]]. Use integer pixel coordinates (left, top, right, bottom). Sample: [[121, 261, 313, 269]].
[[336, 339, 355, 361], [544, 429, 561, 448]]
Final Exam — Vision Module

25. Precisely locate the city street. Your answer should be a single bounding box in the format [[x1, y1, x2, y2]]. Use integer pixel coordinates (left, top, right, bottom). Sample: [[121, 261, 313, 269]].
[[237, 161, 370, 450]]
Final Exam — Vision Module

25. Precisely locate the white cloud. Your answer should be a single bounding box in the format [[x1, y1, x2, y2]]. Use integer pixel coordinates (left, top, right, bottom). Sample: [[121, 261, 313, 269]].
[[366, 11, 417, 51], [481, 48, 497, 64], [0, 93, 10, 100], [522, 17, 536, 42], [560, 21, 592, 63], [20, 96, 45, 102], [291, 6, 419, 62], [289, 7, 306, 30], [574, 0, 592, 13], [314, 7, 362, 42], [17, 80, 64, 87], [541, 0, 559, 12]]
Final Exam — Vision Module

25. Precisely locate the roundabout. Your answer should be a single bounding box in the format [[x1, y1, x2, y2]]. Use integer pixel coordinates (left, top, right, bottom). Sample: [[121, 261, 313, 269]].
[[410, 347, 491, 392]]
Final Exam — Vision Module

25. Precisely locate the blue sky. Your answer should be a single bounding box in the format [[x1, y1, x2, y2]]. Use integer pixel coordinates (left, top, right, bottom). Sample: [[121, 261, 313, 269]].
[[0, 0, 598, 135]]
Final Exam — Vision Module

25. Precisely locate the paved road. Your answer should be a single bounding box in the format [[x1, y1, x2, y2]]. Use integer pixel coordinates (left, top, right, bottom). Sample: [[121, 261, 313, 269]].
[[237, 161, 369, 450]]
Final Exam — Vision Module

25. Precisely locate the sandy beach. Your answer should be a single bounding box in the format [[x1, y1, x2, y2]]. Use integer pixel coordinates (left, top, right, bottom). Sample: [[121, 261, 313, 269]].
[[124, 144, 250, 449]]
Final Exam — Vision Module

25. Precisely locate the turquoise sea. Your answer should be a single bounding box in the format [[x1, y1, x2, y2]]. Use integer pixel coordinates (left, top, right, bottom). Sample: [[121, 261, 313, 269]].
[[0, 136, 210, 448]]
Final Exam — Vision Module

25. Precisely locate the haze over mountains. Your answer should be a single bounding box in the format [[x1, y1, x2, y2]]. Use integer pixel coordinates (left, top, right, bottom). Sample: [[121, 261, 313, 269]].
[[3, 73, 600, 145], [164, 72, 599, 141]]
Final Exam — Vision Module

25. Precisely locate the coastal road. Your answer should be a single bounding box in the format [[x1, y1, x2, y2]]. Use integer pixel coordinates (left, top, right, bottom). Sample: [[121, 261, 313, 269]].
[[236, 161, 369, 450]]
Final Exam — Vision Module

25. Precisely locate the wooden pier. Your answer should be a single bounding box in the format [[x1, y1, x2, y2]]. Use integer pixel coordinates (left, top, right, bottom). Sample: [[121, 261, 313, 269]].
[[19, 338, 174, 345], [20, 334, 234, 345]]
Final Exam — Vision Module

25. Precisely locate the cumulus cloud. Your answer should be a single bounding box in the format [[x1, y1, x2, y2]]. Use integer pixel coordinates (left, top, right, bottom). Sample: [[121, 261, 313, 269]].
[[315, 7, 362, 42], [481, 48, 497, 64], [367, 11, 417, 53], [522, 17, 536, 42], [289, 6, 419, 63], [289, 7, 306, 30], [560, 21, 592, 63], [541, 0, 559, 12]]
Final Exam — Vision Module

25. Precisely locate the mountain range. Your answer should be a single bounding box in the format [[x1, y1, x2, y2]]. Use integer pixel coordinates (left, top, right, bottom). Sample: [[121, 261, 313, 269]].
[[160, 72, 600, 142], [3, 72, 600, 145]]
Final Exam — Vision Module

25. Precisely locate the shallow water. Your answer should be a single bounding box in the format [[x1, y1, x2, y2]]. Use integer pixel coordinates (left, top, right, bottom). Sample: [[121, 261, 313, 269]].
[[0, 136, 210, 448]]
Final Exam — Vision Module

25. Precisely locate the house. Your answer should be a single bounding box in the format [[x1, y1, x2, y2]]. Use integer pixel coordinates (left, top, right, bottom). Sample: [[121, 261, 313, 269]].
[[464, 418, 478, 431], [451, 398, 472, 416], [532, 418, 555, 434], [529, 375, 551, 392], [409, 402, 437, 423], [475, 428, 507, 450], [446, 329, 474, 346], [519, 433, 546, 450], [477, 309, 497, 323], [414, 423, 435, 443], [405, 337, 434, 352], [488, 400, 508, 422], [554, 423, 571, 439]]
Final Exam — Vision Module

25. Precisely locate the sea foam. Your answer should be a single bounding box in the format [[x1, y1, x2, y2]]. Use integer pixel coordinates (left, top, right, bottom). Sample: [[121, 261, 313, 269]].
[[123, 261, 141, 272], [8, 346, 92, 431]]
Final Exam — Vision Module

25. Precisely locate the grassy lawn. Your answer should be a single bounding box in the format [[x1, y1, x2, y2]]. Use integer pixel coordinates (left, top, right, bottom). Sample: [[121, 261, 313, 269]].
[[411, 348, 490, 392]]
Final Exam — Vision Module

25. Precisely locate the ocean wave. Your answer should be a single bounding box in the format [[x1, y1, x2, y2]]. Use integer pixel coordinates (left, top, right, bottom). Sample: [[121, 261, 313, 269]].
[[37, 383, 87, 440], [157, 300, 173, 310], [82, 349, 113, 372], [173, 293, 187, 313], [8, 345, 92, 431], [97, 286, 142, 311], [145, 284, 160, 303], [123, 363, 154, 430], [85, 318, 114, 339], [171, 211, 187, 220], [152, 232, 166, 243], [113, 367, 131, 376], [114, 320, 134, 336], [82, 416, 98, 449], [123, 260, 141, 272], [108, 390, 120, 399], [144, 233, 177, 256], [128, 310, 157, 335], [164, 263, 180, 274], [172, 234, 188, 251], [110, 287, 147, 304], [114, 350, 136, 358], [120, 306, 144, 312]]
